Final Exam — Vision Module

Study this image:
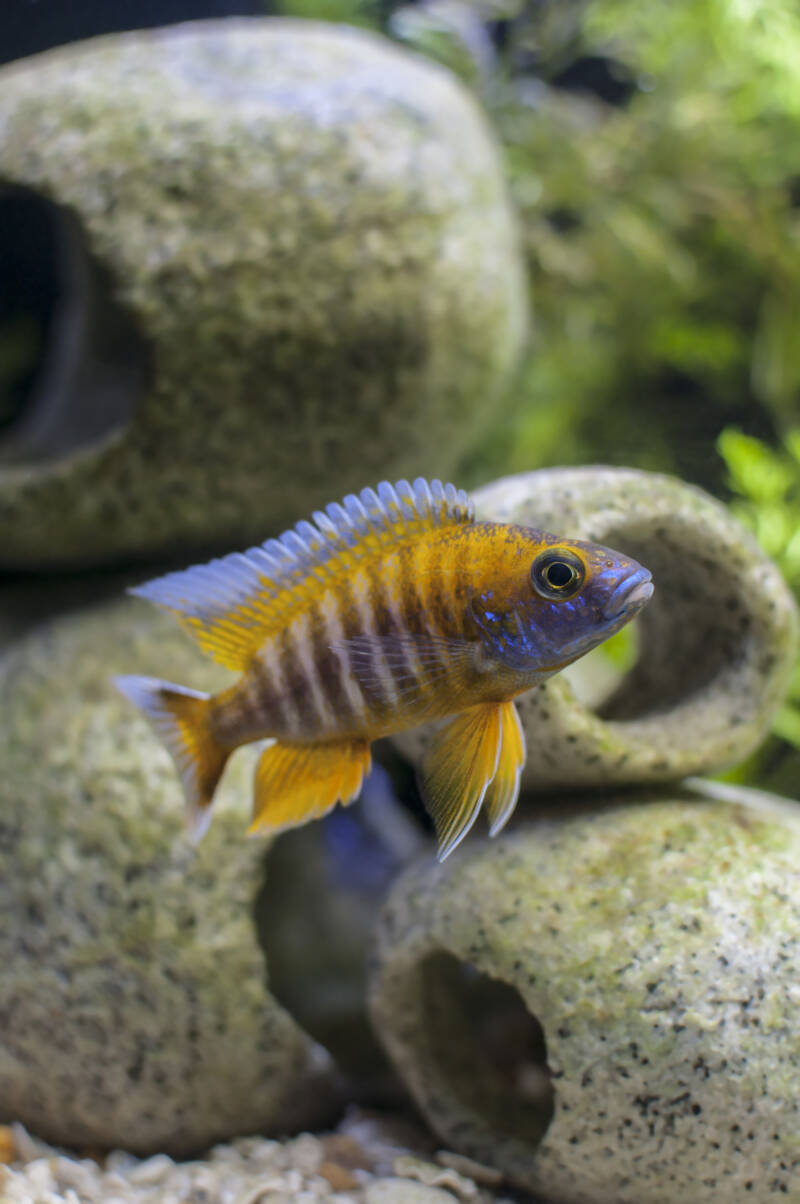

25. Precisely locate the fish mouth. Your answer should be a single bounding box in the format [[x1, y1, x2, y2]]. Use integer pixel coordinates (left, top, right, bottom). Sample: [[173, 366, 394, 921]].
[[603, 567, 654, 621]]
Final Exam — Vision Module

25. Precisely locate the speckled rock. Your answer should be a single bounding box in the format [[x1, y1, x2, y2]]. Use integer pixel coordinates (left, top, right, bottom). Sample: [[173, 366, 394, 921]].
[[0, 18, 527, 569], [0, 598, 342, 1155], [395, 467, 798, 789], [368, 782, 800, 1202]]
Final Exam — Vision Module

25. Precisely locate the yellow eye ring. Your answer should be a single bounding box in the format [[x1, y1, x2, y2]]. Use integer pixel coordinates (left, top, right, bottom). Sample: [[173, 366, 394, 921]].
[[531, 549, 585, 600]]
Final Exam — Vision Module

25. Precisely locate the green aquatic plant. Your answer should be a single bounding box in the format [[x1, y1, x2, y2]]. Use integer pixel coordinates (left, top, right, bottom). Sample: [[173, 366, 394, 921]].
[[277, 0, 800, 493], [718, 428, 800, 753], [486, 0, 800, 489]]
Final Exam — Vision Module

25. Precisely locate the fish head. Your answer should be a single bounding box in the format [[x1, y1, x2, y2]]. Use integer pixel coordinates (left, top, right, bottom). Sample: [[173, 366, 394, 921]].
[[471, 528, 653, 675]]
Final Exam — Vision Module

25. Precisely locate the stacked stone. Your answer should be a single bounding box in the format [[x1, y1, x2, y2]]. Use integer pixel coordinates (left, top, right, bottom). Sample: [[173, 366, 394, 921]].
[[373, 468, 800, 1203], [0, 14, 526, 1159], [0, 18, 526, 569]]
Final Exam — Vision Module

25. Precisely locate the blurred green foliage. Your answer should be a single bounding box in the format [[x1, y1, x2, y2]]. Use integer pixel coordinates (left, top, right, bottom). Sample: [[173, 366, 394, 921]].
[[279, 0, 381, 25], [719, 428, 800, 768], [719, 429, 800, 595], [273, 0, 800, 491], [274, 0, 800, 792], [473, 0, 800, 487]]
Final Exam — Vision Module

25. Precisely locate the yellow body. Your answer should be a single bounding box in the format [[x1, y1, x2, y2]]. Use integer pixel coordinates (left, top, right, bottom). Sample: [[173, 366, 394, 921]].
[[210, 523, 536, 750], [116, 478, 652, 858]]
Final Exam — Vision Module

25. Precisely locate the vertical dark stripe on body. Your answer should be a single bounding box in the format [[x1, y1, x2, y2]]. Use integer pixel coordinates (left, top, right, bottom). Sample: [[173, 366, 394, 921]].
[[248, 647, 286, 733], [278, 623, 319, 737], [307, 594, 357, 732], [211, 639, 288, 746], [366, 559, 424, 709], [409, 539, 451, 676], [319, 579, 370, 732], [346, 566, 396, 716], [396, 542, 427, 636]]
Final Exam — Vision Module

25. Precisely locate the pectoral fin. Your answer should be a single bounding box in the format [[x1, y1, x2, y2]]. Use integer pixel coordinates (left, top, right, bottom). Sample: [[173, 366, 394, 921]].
[[249, 739, 372, 835], [420, 700, 526, 859], [420, 704, 503, 860], [484, 701, 526, 836]]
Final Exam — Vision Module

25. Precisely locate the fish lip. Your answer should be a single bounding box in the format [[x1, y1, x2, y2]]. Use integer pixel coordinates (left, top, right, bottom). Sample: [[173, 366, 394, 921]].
[[603, 568, 654, 621]]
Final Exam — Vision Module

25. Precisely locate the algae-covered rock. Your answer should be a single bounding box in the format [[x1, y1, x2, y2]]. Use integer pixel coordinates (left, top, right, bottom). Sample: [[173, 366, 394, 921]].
[[368, 784, 800, 1202], [0, 18, 527, 569], [396, 466, 798, 789], [0, 599, 340, 1155]]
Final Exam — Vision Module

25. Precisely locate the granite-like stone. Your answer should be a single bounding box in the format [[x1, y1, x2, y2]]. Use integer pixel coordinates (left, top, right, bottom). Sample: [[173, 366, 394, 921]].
[[396, 467, 798, 789], [0, 599, 340, 1155], [0, 18, 527, 569], [368, 783, 800, 1202]]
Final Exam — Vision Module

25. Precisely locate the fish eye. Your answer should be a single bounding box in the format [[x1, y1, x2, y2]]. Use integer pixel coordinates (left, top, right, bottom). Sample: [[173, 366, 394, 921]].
[[531, 549, 585, 600]]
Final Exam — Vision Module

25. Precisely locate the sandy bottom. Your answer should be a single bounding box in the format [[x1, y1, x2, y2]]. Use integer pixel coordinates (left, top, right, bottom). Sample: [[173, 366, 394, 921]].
[[0, 1109, 529, 1204]]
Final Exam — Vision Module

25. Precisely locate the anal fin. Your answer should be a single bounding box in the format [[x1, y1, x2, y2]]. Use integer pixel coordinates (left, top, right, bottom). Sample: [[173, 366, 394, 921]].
[[420, 699, 525, 860], [249, 739, 372, 835]]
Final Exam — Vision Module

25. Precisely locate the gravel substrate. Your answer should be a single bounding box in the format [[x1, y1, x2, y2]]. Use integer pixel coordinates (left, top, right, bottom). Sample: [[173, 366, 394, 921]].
[[0, 1109, 523, 1204]]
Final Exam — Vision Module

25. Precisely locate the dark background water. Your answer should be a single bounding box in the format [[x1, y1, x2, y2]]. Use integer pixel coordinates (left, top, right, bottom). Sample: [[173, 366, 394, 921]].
[[0, 0, 267, 64]]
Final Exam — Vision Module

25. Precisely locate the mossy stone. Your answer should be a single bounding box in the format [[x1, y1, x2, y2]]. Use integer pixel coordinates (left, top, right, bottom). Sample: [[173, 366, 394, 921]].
[[0, 18, 527, 569], [0, 599, 340, 1155], [396, 467, 798, 790], [368, 784, 800, 1201]]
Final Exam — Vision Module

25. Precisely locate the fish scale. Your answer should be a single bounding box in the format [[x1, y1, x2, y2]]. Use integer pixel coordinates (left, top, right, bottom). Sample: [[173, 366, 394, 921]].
[[115, 477, 653, 859]]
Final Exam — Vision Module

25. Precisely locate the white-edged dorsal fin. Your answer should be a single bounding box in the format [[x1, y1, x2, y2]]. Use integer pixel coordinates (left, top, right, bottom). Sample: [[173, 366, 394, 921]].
[[129, 478, 475, 670]]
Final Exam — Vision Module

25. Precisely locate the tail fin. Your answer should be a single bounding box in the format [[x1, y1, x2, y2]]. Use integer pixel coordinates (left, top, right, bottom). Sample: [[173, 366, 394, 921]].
[[114, 675, 229, 840]]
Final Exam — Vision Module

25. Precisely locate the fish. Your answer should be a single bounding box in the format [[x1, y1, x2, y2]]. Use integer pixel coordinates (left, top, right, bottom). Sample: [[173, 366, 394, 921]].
[[115, 478, 653, 859]]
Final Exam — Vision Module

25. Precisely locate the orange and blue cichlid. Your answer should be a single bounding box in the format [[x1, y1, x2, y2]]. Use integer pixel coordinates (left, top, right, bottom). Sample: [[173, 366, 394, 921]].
[[115, 478, 653, 859]]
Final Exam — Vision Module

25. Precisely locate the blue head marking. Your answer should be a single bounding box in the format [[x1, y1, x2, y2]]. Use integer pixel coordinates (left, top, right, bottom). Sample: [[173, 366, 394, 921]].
[[472, 540, 653, 675]]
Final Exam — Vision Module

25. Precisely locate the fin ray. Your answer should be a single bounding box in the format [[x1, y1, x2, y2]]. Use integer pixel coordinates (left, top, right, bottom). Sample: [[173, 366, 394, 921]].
[[484, 701, 526, 836], [249, 739, 372, 835], [420, 705, 503, 860], [130, 478, 474, 670], [420, 700, 526, 858]]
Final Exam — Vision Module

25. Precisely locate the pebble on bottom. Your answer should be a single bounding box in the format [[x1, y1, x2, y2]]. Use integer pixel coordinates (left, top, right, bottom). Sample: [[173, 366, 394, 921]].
[[0, 1114, 526, 1204]]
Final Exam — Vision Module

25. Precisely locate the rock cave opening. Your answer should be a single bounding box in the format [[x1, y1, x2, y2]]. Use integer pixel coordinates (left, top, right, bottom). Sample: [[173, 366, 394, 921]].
[[419, 950, 555, 1146], [571, 524, 750, 723], [255, 761, 433, 1105], [0, 183, 148, 465]]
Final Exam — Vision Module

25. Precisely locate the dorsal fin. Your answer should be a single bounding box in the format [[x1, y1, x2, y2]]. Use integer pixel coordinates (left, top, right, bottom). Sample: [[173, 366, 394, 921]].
[[129, 478, 475, 670]]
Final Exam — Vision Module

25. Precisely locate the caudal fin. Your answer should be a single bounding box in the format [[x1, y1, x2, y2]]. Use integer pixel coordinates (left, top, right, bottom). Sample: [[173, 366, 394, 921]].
[[114, 675, 229, 840]]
